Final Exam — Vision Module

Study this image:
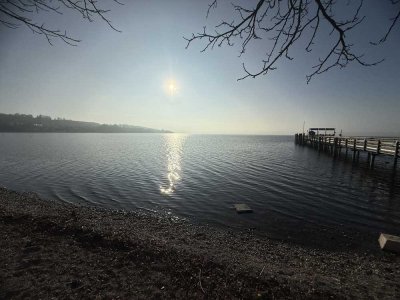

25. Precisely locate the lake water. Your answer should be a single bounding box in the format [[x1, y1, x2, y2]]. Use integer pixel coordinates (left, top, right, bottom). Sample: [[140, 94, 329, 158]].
[[1, 133, 399, 250]]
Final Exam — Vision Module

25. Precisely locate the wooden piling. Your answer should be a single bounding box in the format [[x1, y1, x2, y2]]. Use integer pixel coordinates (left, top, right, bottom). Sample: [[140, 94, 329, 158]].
[[333, 138, 338, 158], [377, 140, 381, 155], [318, 137, 321, 152]]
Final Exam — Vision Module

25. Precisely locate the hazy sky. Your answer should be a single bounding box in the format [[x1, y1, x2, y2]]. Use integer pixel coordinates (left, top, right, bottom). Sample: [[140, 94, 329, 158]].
[[0, 0, 399, 135]]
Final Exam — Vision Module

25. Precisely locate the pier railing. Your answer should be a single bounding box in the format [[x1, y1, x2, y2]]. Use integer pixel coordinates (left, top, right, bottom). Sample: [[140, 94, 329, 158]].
[[295, 134, 399, 169]]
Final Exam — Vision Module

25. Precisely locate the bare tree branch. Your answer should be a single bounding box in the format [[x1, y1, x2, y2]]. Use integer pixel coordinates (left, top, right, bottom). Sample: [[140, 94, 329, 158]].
[[185, 0, 400, 83], [206, 0, 217, 18], [372, 5, 400, 45], [0, 0, 122, 45]]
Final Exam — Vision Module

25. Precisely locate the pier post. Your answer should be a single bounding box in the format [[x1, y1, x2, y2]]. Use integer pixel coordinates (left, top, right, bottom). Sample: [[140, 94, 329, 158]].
[[352, 139, 357, 162], [345, 138, 348, 159], [326, 137, 329, 153], [328, 138, 331, 154], [326, 137, 329, 152], [318, 137, 321, 152], [377, 140, 381, 155], [333, 138, 338, 158], [394, 141, 399, 169], [295, 134, 298, 144]]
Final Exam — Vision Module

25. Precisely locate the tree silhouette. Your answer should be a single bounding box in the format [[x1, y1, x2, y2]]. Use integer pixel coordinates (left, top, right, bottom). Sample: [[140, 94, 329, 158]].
[[185, 0, 400, 82], [0, 0, 122, 45]]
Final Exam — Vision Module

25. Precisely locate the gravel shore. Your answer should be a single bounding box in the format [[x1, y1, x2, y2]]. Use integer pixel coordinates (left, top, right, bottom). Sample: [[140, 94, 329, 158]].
[[1, 187, 399, 299]]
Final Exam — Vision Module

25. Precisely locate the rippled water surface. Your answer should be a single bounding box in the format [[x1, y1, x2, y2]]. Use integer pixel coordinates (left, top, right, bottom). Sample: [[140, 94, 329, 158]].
[[1, 133, 399, 248]]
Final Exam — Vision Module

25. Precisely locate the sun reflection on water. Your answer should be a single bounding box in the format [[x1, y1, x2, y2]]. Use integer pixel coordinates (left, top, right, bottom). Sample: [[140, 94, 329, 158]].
[[160, 134, 186, 195]]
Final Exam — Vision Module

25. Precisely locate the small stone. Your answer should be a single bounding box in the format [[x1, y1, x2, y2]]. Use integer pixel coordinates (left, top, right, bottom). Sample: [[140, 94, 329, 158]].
[[68, 280, 81, 289]]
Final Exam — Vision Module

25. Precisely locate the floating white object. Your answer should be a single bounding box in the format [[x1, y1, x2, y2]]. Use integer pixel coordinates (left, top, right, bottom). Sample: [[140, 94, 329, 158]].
[[234, 204, 253, 214], [378, 233, 400, 253]]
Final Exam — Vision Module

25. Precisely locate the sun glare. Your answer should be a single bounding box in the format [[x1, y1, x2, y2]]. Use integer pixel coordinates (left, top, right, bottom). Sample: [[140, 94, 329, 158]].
[[164, 79, 178, 96]]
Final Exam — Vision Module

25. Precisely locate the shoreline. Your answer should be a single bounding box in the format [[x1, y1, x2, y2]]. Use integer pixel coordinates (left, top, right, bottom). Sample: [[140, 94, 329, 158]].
[[1, 187, 399, 299]]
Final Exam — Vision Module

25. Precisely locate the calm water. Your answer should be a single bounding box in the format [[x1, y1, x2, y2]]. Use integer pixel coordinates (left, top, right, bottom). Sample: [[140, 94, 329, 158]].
[[1, 133, 399, 249]]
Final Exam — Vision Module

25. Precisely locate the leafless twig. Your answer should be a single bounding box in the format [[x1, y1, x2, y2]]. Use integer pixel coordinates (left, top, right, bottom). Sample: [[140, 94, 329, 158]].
[[0, 0, 122, 45], [185, 0, 400, 82]]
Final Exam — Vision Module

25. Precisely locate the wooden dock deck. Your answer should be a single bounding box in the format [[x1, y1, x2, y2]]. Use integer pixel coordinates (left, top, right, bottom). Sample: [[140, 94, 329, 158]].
[[295, 133, 399, 169]]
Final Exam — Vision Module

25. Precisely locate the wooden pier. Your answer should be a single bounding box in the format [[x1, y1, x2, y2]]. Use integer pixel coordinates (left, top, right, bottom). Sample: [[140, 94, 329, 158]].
[[295, 132, 399, 170]]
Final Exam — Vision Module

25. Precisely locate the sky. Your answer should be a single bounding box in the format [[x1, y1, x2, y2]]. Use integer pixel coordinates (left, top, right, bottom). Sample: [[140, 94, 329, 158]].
[[0, 0, 399, 135]]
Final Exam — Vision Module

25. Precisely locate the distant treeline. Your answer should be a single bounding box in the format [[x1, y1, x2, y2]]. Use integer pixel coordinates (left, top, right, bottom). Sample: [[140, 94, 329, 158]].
[[0, 113, 172, 133]]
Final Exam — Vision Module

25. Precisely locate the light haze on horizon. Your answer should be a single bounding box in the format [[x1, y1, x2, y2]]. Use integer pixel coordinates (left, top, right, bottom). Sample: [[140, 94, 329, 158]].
[[0, 0, 399, 136]]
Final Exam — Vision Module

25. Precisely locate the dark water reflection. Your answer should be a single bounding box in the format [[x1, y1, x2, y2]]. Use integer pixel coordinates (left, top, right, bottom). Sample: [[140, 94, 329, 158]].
[[0, 133, 399, 250]]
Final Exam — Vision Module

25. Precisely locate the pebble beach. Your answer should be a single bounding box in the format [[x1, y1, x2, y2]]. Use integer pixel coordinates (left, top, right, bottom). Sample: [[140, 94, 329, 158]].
[[1, 187, 399, 299]]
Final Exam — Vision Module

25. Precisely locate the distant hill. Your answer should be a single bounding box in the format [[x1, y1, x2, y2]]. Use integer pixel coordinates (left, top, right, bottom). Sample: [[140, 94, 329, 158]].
[[0, 113, 172, 133]]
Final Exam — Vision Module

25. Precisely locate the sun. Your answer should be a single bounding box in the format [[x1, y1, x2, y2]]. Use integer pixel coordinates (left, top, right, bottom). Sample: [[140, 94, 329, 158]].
[[164, 79, 178, 96]]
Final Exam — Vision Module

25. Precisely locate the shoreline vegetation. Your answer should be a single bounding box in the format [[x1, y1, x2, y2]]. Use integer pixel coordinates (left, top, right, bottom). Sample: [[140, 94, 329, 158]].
[[0, 113, 172, 133], [1, 187, 399, 299]]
